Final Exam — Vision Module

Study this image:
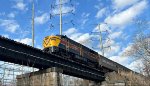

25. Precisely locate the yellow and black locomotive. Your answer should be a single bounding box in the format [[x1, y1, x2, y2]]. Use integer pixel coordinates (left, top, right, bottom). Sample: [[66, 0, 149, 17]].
[[43, 35, 129, 72], [43, 35, 99, 68]]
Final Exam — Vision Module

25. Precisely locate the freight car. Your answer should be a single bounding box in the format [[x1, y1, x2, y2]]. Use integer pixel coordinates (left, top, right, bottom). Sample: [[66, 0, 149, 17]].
[[43, 35, 130, 72]]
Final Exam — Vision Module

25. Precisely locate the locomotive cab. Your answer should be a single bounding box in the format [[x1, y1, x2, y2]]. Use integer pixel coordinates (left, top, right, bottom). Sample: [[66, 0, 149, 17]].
[[43, 36, 61, 53]]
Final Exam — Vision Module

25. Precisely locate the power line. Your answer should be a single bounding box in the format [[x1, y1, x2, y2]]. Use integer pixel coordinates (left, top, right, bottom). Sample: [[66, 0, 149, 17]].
[[90, 23, 111, 56], [49, 0, 75, 35]]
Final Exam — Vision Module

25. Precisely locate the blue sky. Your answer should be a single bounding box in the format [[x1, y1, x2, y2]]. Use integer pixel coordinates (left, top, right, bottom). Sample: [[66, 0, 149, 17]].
[[0, 0, 150, 72]]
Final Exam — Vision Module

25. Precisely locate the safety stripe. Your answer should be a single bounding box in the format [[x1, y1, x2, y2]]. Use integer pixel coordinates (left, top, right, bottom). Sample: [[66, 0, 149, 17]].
[[43, 37, 51, 46]]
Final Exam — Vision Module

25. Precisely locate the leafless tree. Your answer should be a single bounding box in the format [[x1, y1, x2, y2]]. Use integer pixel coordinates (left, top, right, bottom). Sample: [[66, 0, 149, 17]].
[[143, 60, 150, 78], [123, 33, 150, 78], [103, 71, 150, 86], [129, 19, 150, 79], [123, 33, 150, 62]]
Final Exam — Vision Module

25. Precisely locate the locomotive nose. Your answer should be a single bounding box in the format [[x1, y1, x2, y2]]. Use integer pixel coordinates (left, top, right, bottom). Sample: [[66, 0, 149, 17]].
[[43, 36, 61, 48]]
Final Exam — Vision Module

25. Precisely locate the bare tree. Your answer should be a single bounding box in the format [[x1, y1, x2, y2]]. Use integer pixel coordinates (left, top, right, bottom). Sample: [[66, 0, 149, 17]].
[[143, 60, 150, 78], [103, 71, 150, 86], [124, 33, 150, 62], [123, 33, 150, 78]]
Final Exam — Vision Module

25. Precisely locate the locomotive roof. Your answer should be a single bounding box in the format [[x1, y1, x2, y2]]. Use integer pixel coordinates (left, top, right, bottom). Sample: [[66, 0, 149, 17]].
[[57, 35, 98, 54]]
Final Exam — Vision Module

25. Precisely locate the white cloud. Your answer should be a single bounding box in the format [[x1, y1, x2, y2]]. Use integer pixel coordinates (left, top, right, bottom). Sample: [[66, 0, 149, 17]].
[[64, 28, 92, 47], [81, 13, 90, 18], [110, 45, 120, 53], [36, 45, 42, 49], [15, 38, 32, 45], [8, 12, 15, 18], [127, 59, 143, 72], [64, 28, 77, 35], [105, 44, 133, 67], [112, 0, 140, 10], [2, 34, 9, 38], [105, 0, 147, 27], [82, 18, 88, 26], [52, 0, 75, 15], [80, 13, 90, 26], [103, 39, 115, 47], [52, 6, 75, 15], [106, 43, 140, 71], [28, 0, 37, 3], [13, 1, 28, 11], [0, 19, 20, 33], [76, 33, 91, 44], [95, 8, 106, 19], [35, 13, 49, 24], [118, 43, 149, 73], [69, 33, 82, 40], [104, 43, 121, 57], [120, 44, 133, 56], [55, 0, 69, 4], [109, 31, 122, 39], [109, 56, 129, 66], [93, 23, 110, 32]]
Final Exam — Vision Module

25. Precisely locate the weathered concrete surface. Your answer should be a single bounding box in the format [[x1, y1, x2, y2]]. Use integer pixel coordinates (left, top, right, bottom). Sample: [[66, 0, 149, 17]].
[[16, 67, 101, 86]]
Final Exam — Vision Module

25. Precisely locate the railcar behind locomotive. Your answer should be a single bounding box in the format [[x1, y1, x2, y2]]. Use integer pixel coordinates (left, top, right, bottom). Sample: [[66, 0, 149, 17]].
[[43, 35, 130, 72]]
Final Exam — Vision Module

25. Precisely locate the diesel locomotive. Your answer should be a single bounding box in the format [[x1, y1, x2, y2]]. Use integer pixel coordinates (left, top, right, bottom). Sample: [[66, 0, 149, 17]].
[[43, 35, 130, 72]]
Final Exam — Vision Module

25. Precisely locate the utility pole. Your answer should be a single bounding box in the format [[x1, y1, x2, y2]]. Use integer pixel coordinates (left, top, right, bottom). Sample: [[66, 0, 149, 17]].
[[32, 3, 35, 86], [98, 24, 104, 56], [32, 2, 35, 47], [50, 0, 75, 35], [59, 0, 62, 35], [91, 23, 111, 57]]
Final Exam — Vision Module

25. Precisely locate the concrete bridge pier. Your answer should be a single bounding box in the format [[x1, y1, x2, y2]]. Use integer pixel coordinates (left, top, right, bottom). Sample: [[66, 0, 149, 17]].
[[16, 67, 63, 86], [16, 67, 102, 86], [54, 68, 63, 86], [89, 81, 101, 86]]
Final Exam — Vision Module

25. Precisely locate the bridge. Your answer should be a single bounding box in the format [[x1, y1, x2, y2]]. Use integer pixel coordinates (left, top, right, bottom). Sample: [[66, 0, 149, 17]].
[[0, 36, 108, 82]]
